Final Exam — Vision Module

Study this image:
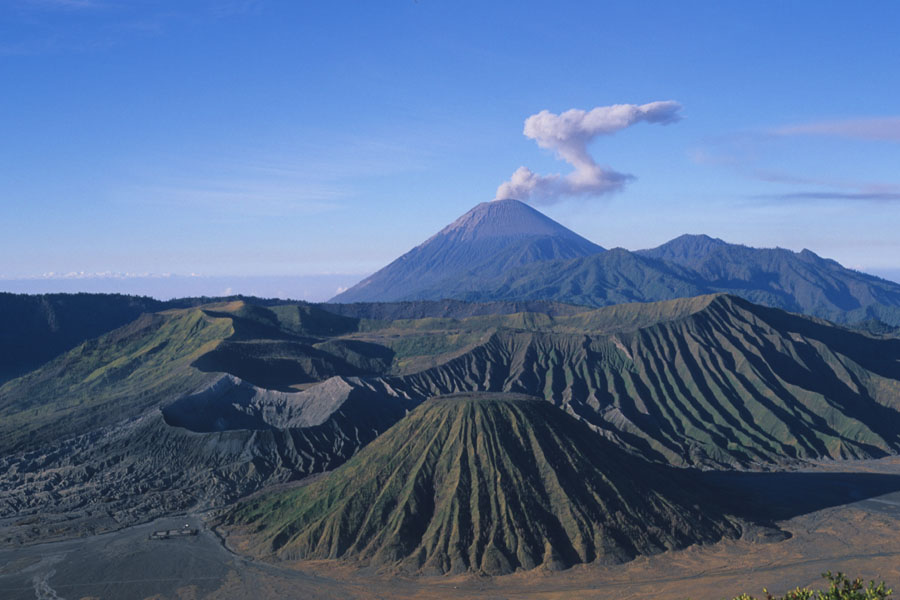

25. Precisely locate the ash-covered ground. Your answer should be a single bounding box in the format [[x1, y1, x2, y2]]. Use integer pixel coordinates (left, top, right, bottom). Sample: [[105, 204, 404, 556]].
[[4, 458, 900, 600]]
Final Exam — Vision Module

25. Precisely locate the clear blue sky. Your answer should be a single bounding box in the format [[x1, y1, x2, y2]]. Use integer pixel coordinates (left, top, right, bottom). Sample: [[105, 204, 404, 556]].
[[3, 0, 900, 298]]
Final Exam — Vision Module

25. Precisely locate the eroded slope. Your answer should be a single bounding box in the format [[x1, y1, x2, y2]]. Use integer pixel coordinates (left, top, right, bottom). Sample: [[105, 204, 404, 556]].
[[225, 394, 741, 575], [394, 295, 900, 466]]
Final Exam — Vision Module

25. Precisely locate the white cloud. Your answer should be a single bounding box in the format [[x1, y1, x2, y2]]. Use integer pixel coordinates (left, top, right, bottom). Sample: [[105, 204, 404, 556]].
[[29, 271, 174, 280], [773, 117, 900, 141], [496, 101, 682, 204]]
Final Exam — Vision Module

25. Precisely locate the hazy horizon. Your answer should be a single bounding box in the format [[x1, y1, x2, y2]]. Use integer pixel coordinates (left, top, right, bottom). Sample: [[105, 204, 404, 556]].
[[0, 273, 360, 302], [3, 253, 899, 303]]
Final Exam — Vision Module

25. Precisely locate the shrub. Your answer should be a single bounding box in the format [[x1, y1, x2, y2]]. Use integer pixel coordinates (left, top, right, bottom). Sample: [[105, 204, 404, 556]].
[[727, 571, 892, 600]]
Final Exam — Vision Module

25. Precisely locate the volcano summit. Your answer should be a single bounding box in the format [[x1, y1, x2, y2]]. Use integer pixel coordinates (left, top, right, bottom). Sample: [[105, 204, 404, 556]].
[[331, 199, 604, 303]]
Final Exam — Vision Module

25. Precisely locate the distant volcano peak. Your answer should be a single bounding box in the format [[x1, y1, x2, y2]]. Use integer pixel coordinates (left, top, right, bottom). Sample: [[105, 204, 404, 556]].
[[329, 199, 604, 303], [434, 198, 587, 242]]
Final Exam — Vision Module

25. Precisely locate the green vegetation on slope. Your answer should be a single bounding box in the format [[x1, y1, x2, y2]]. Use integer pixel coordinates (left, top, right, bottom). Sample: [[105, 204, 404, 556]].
[[6, 292, 900, 549], [0, 300, 416, 544], [0, 298, 404, 453], [392, 295, 900, 466], [726, 571, 892, 600], [349, 294, 720, 375], [454, 245, 900, 326], [0, 292, 168, 384], [0, 306, 234, 453], [227, 394, 739, 575], [330, 198, 900, 326], [5, 292, 900, 472]]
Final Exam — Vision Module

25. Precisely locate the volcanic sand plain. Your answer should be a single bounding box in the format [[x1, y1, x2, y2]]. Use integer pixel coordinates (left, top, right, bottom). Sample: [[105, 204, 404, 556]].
[[4, 458, 900, 600]]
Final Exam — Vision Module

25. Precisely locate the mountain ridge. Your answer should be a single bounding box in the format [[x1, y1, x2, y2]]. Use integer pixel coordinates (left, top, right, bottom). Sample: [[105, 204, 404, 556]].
[[4, 292, 900, 547], [330, 200, 900, 326]]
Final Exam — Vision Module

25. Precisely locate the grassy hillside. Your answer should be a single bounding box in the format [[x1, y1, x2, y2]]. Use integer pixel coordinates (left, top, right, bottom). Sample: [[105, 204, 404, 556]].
[[319, 298, 593, 320], [0, 300, 390, 454], [226, 394, 739, 575], [0, 292, 169, 384], [331, 213, 900, 327], [451, 245, 900, 326], [0, 300, 414, 543], [0, 306, 233, 453]]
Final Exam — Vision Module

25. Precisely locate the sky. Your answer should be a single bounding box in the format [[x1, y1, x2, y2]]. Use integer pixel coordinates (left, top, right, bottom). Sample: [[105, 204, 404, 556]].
[[2, 0, 900, 300]]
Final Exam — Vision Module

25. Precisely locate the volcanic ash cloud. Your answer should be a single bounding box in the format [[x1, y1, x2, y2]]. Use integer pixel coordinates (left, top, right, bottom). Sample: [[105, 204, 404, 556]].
[[496, 101, 682, 204]]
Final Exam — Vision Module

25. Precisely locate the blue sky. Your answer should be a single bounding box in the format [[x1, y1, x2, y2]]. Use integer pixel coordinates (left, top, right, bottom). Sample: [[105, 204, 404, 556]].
[[3, 0, 899, 299]]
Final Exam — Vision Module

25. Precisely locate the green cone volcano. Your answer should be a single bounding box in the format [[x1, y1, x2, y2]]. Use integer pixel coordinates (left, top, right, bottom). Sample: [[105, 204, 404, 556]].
[[227, 394, 739, 575]]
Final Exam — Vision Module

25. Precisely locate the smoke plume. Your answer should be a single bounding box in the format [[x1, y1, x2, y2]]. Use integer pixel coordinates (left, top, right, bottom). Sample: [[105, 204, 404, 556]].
[[496, 101, 682, 204]]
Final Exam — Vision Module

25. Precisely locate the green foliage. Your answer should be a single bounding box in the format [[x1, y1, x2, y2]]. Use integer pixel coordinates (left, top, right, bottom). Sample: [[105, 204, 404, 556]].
[[727, 572, 892, 600], [0, 299, 388, 451]]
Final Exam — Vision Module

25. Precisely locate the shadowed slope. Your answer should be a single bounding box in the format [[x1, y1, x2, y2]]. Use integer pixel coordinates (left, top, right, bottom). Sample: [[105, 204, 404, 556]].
[[459, 243, 900, 326], [319, 298, 593, 320], [6, 293, 900, 547], [459, 248, 709, 307], [0, 301, 414, 544], [6, 293, 900, 477], [0, 293, 168, 384], [0, 292, 284, 385], [0, 300, 394, 453], [227, 394, 740, 575]]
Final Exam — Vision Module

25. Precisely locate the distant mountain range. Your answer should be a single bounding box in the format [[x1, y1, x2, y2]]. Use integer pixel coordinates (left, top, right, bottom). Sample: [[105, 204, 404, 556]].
[[5, 193, 898, 386], [331, 199, 900, 326]]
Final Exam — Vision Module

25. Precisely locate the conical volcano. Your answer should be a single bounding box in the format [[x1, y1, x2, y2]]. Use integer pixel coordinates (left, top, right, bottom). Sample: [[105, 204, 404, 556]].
[[330, 199, 604, 303], [433, 197, 594, 243], [226, 393, 740, 575]]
